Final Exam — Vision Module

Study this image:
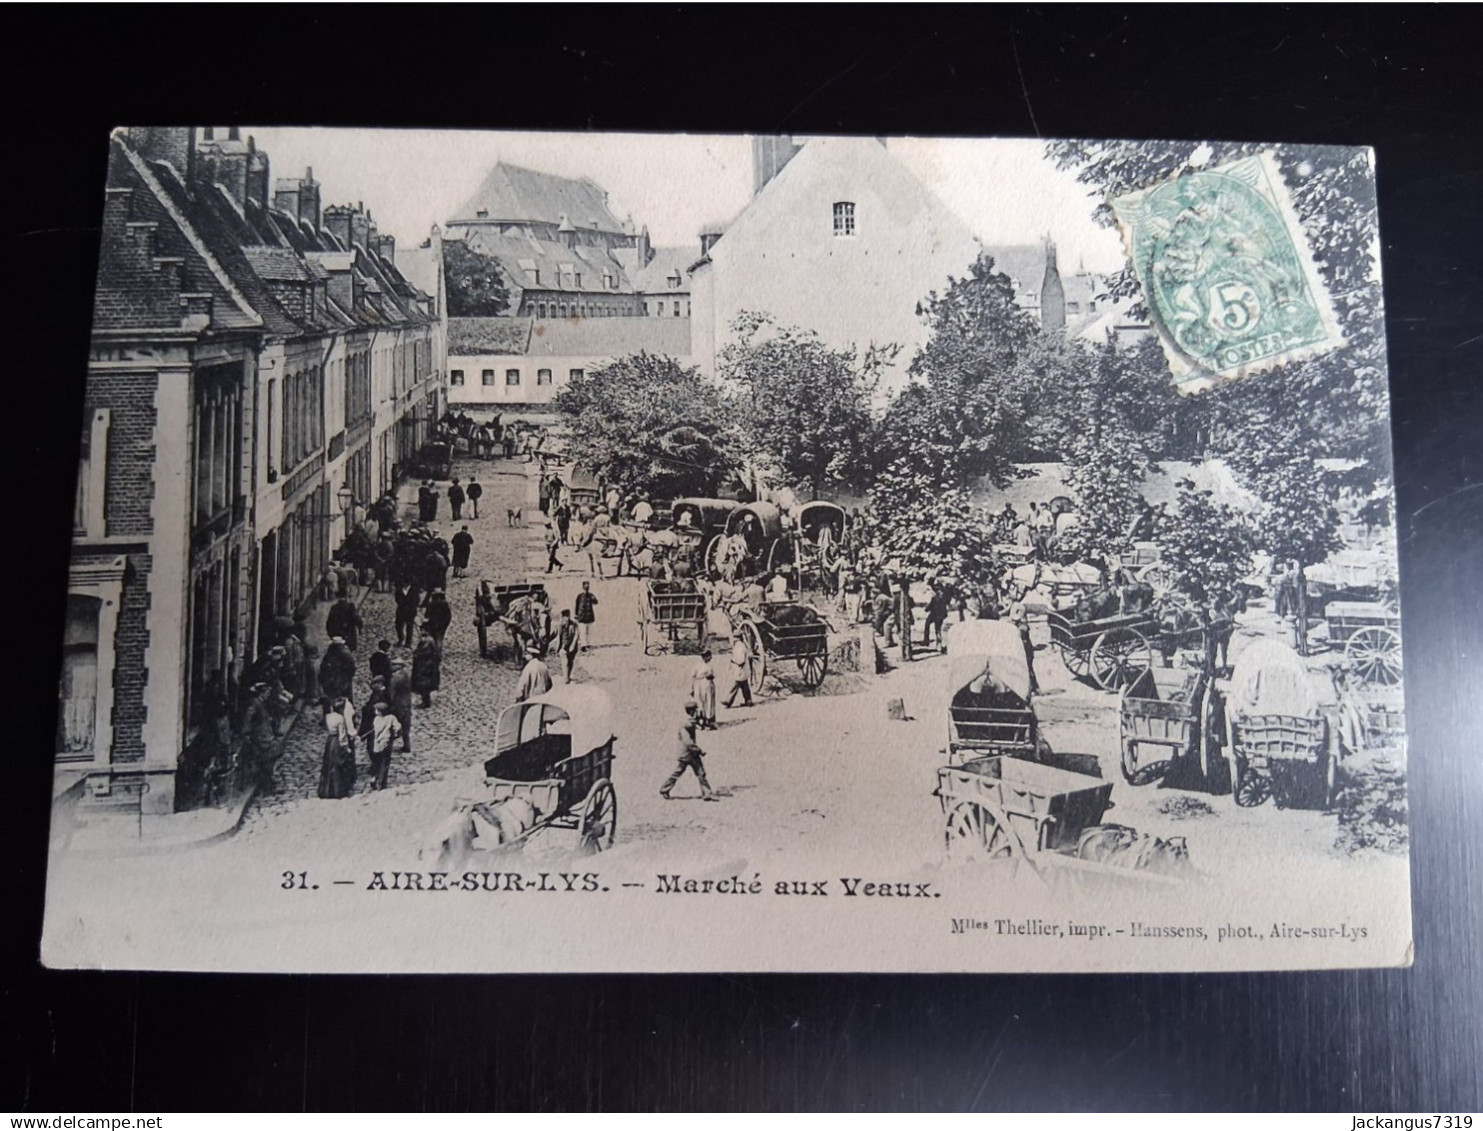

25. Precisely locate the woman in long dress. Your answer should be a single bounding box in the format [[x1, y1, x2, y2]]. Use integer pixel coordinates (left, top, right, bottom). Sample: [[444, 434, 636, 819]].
[[690, 649, 718, 730], [317, 697, 357, 799]]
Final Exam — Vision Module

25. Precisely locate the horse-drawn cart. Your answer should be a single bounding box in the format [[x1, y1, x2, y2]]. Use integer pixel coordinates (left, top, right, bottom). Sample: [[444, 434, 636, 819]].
[[641, 580, 708, 654], [946, 621, 1038, 765], [1047, 605, 1156, 690], [422, 686, 617, 867], [732, 600, 830, 693], [936, 755, 1113, 861]]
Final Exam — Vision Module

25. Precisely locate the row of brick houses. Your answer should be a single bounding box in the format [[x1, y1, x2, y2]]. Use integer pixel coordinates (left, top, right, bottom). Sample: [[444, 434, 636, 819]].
[[64, 126, 447, 816]]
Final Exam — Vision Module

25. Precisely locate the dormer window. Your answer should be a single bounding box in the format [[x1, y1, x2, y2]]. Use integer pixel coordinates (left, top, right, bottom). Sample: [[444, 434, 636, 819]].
[[668, 273, 682, 289], [602, 271, 614, 290], [832, 201, 856, 238]]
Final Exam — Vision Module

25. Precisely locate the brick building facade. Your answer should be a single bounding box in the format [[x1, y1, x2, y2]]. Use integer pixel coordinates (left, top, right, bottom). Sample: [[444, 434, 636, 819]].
[[62, 126, 446, 818]]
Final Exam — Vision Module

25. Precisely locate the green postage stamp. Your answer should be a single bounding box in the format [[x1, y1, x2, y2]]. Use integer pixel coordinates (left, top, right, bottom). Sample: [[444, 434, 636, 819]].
[[1113, 151, 1345, 392]]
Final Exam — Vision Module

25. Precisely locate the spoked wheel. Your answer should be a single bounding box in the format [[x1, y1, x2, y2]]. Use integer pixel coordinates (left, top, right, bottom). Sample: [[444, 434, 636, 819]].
[[1345, 626, 1402, 686], [742, 621, 767, 695], [797, 650, 828, 690], [578, 779, 617, 853], [1090, 628, 1152, 690], [944, 801, 1020, 863], [1138, 561, 1179, 604], [1055, 639, 1090, 680]]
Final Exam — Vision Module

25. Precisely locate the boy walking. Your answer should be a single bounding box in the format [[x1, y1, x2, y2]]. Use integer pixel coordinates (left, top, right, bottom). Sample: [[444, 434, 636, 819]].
[[368, 701, 403, 791]]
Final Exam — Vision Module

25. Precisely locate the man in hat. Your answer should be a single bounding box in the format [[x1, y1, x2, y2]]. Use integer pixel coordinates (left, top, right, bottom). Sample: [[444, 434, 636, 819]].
[[722, 632, 754, 708], [422, 588, 453, 650], [242, 682, 279, 792], [516, 644, 553, 702], [451, 525, 474, 579], [573, 580, 598, 650], [660, 701, 717, 801], [369, 638, 393, 685], [394, 583, 422, 648], [1007, 598, 1039, 695], [319, 636, 357, 703], [326, 593, 363, 651], [466, 477, 483, 519], [388, 654, 414, 753], [448, 478, 466, 521]]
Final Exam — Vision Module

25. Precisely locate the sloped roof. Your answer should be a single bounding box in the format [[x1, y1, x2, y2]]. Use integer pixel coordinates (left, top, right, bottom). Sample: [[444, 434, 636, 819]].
[[628, 246, 693, 294], [449, 317, 534, 354], [526, 316, 691, 358], [981, 244, 1100, 311], [453, 228, 635, 297], [242, 245, 312, 282], [452, 162, 624, 233], [447, 316, 692, 359]]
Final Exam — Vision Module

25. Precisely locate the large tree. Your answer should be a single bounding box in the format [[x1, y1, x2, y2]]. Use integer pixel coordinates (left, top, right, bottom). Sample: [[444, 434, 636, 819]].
[[874, 253, 1047, 489], [443, 239, 511, 317], [718, 312, 890, 496], [552, 352, 737, 500], [867, 459, 1001, 590]]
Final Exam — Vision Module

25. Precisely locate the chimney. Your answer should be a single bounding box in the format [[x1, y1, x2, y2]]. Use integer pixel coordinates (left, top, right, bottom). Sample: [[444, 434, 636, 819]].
[[699, 224, 724, 257], [350, 209, 370, 251], [752, 135, 802, 196], [273, 180, 302, 220], [636, 225, 652, 268], [246, 138, 270, 209], [198, 132, 250, 208], [366, 216, 379, 253], [376, 234, 396, 263], [299, 168, 321, 229], [324, 205, 354, 250], [127, 127, 195, 185]]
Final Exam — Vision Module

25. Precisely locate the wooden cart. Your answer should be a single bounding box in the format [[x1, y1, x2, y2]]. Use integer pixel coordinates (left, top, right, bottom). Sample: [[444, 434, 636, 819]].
[[641, 580, 709, 654], [1047, 606, 1156, 690], [733, 600, 830, 693], [423, 687, 617, 867], [1326, 600, 1402, 686], [1117, 665, 1222, 785], [936, 755, 1113, 861]]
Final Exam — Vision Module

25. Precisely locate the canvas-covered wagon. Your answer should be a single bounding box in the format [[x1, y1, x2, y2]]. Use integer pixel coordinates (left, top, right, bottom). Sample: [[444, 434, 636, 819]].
[[709, 501, 791, 580], [945, 620, 1039, 766], [1225, 639, 1339, 808], [670, 498, 737, 569], [792, 500, 846, 587], [422, 686, 617, 866]]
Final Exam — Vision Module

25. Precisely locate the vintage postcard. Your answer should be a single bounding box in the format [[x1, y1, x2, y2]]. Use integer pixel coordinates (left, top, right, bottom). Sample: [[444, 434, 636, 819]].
[[43, 129, 1409, 973]]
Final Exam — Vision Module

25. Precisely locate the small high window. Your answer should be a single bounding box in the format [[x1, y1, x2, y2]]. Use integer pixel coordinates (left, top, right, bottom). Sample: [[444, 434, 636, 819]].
[[506, 369, 521, 386], [481, 370, 495, 386], [832, 201, 856, 237], [537, 369, 553, 386], [569, 369, 584, 382], [450, 370, 465, 387]]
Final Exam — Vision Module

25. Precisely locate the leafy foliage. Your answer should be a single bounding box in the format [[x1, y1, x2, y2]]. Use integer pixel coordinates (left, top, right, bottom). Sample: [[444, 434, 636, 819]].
[[866, 459, 1000, 589], [1246, 457, 1344, 571], [718, 312, 891, 495], [444, 239, 511, 317], [1154, 479, 1257, 599], [1045, 139, 1391, 482], [874, 254, 1046, 488], [1054, 438, 1148, 570], [552, 353, 737, 500]]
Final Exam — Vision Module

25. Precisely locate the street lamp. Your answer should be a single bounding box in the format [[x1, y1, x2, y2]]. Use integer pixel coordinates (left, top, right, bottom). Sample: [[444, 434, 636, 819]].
[[336, 485, 355, 518]]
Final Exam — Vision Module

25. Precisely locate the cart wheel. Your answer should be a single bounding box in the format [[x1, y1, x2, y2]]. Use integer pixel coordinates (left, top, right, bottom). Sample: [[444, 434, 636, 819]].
[[1345, 625, 1402, 686], [742, 621, 767, 694], [797, 651, 828, 690], [1119, 739, 1140, 784], [1090, 628, 1152, 690], [1232, 754, 1269, 808], [578, 779, 617, 853], [706, 536, 727, 579], [1055, 639, 1090, 679], [1197, 682, 1222, 785], [1139, 562, 1179, 603], [944, 801, 1018, 862]]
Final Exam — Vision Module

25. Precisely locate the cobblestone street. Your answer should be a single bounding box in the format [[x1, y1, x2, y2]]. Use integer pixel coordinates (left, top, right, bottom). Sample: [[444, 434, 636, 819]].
[[238, 454, 539, 841]]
